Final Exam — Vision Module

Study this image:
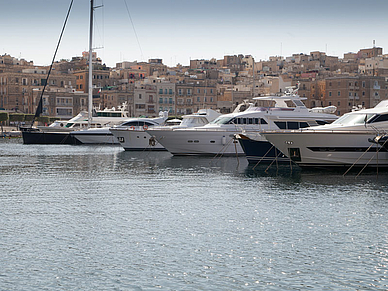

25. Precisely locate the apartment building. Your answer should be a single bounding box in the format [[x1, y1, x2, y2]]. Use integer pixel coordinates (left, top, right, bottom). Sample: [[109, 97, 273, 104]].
[[133, 84, 158, 117], [0, 68, 76, 114], [32, 88, 88, 119], [325, 76, 388, 115], [192, 82, 217, 112], [100, 84, 134, 116], [156, 81, 176, 115], [176, 83, 195, 115]]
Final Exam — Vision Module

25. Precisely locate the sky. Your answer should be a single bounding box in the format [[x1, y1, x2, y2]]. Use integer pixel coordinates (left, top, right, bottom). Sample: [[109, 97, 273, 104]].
[[1, 0, 388, 68]]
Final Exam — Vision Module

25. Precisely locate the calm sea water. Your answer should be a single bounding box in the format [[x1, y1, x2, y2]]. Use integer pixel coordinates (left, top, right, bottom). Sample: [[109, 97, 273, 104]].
[[1, 138, 387, 290]]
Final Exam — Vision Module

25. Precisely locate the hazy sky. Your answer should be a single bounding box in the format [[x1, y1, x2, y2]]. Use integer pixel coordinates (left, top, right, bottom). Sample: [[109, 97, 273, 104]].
[[1, 0, 388, 67]]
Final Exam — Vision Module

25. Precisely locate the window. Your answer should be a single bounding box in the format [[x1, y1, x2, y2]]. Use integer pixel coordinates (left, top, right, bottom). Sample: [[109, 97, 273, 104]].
[[197, 89, 200, 94], [275, 121, 286, 129], [178, 89, 182, 95], [187, 89, 192, 95], [159, 98, 163, 103], [274, 121, 311, 129], [329, 92, 332, 97], [338, 91, 341, 96], [135, 104, 145, 109], [159, 89, 163, 94], [169, 89, 173, 94], [287, 122, 299, 129], [338, 101, 340, 106], [362, 81, 366, 88]]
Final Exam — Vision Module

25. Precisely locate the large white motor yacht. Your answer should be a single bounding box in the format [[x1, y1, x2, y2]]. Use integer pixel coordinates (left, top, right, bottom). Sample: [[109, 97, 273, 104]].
[[147, 87, 338, 156], [110, 109, 221, 151], [262, 100, 388, 168], [108, 111, 169, 150]]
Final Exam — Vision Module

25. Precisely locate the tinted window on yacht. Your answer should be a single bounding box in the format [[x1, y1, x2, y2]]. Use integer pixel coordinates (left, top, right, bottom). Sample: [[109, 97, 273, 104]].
[[211, 116, 233, 124], [315, 120, 329, 125], [274, 121, 308, 129], [121, 121, 139, 126], [232, 118, 267, 125], [369, 114, 388, 123], [288, 122, 299, 129], [275, 121, 287, 129], [121, 121, 155, 127]]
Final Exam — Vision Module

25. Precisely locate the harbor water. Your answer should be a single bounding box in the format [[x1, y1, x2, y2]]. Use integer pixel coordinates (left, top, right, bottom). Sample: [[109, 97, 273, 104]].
[[1, 138, 387, 290]]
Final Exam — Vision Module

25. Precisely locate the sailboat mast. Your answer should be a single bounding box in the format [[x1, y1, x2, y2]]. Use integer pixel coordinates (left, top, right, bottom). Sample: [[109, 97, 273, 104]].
[[88, 0, 94, 128]]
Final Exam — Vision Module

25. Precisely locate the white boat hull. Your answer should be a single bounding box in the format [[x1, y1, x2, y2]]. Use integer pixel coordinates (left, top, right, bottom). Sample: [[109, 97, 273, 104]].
[[263, 130, 388, 167], [110, 128, 165, 151], [148, 128, 244, 156], [71, 128, 118, 144]]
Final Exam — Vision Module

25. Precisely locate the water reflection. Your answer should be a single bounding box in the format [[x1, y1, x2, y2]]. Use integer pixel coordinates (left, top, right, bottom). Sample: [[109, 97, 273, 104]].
[[1, 139, 388, 290]]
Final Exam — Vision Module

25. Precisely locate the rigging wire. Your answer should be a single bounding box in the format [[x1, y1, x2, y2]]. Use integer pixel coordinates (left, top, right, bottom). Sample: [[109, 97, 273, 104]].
[[31, 0, 74, 126], [123, 0, 144, 60]]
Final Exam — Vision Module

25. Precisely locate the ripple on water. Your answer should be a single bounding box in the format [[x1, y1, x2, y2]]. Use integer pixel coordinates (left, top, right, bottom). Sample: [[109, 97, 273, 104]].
[[0, 140, 388, 290]]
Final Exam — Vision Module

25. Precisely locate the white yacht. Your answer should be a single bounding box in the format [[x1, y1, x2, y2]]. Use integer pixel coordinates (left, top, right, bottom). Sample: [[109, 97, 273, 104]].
[[262, 100, 388, 168], [109, 111, 169, 150], [70, 104, 133, 144], [147, 87, 338, 156], [22, 104, 131, 145], [111, 109, 221, 151]]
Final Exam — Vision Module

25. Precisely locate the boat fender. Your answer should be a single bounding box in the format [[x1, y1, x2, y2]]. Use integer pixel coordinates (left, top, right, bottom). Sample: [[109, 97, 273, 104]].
[[149, 136, 156, 147], [222, 136, 226, 146]]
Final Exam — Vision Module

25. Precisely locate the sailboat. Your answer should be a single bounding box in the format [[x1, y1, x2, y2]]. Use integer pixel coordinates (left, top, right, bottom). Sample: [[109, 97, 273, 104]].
[[21, 0, 103, 145]]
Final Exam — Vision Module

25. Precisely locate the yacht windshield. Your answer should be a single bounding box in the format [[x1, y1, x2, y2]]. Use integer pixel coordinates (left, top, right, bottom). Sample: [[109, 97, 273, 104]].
[[181, 117, 208, 126], [210, 116, 233, 125], [332, 113, 375, 126]]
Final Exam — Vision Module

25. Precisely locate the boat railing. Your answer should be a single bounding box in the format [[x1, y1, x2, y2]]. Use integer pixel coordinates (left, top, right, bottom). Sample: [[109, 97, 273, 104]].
[[262, 128, 386, 134]]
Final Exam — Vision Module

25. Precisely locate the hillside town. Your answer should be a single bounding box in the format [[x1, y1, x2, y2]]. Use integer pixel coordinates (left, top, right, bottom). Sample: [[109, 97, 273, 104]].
[[0, 46, 387, 119]]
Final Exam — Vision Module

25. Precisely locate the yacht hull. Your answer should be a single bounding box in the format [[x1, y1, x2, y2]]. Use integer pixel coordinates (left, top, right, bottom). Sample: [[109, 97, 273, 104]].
[[263, 131, 388, 168], [148, 129, 244, 156], [110, 128, 166, 151], [21, 129, 81, 145], [71, 129, 118, 145], [237, 134, 290, 164]]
